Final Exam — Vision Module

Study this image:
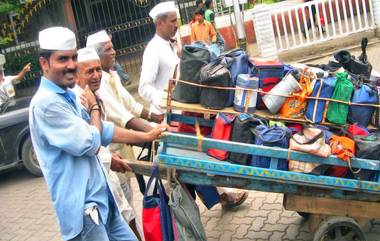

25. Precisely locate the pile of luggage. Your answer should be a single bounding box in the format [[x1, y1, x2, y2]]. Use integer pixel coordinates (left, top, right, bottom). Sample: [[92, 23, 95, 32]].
[[170, 38, 380, 181], [207, 112, 379, 181]]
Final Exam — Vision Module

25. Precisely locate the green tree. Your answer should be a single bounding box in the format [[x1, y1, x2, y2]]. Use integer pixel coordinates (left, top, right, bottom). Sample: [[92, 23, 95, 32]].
[[0, 0, 20, 46], [0, 0, 19, 14]]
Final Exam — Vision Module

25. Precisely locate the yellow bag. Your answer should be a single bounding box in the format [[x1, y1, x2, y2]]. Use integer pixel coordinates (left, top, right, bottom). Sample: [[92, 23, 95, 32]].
[[279, 69, 312, 119]]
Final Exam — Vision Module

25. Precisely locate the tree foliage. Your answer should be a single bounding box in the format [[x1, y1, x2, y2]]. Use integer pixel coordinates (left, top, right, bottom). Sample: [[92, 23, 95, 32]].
[[0, 0, 19, 14], [0, 1, 20, 46]]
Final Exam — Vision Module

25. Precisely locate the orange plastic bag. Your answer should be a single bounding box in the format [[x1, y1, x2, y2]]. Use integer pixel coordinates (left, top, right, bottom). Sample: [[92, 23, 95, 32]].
[[328, 135, 355, 177], [279, 69, 313, 119]]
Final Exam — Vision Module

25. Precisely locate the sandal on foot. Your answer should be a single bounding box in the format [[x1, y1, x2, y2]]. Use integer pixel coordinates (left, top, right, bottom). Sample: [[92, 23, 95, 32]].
[[220, 191, 248, 209]]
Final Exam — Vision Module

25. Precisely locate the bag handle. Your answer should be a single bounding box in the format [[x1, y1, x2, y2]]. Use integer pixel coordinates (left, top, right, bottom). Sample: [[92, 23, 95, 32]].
[[299, 68, 313, 99], [221, 48, 244, 57], [208, 63, 227, 76], [290, 128, 325, 145], [144, 166, 157, 198], [213, 54, 235, 69], [251, 116, 267, 126], [144, 165, 168, 198], [359, 37, 368, 63]]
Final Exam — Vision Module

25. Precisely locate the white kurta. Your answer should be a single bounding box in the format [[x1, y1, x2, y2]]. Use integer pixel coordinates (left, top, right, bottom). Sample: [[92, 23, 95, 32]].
[[98, 70, 144, 128], [0, 75, 18, 98], [71, 84, 136, 223], [139, 34, 179, 114]]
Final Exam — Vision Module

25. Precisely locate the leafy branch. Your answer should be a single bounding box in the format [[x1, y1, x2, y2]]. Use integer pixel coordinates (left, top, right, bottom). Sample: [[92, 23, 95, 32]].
[[0, 1, 19, 14]]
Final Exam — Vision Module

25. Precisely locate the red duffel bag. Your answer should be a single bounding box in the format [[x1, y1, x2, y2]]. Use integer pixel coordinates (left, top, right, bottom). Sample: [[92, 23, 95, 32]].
[[207, 113, 235, 160]]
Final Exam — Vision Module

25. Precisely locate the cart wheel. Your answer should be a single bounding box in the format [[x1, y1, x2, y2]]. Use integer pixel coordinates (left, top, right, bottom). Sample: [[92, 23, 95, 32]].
[[313, 216, 367, 241], [297, 212, 310, 220]]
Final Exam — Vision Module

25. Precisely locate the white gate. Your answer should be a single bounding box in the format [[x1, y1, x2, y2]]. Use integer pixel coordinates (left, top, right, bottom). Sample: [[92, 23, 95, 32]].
[[255, 0, 376, 54]]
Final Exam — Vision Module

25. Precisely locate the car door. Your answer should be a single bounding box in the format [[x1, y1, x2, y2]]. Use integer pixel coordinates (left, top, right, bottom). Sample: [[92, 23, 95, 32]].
[[0, 98, 30, 167], [0, 131, 6, 165]]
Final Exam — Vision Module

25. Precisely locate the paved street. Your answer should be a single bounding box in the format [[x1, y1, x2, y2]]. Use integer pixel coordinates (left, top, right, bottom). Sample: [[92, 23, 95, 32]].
[[1, 167, 380, 241], [1, 40, 380, 241]]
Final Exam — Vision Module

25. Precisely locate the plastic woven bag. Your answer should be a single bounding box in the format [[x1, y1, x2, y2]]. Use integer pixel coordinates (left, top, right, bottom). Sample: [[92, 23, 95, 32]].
[[326, 72, 354, 125], [279, 69, 313, 119], [169, 179, 207, 241]]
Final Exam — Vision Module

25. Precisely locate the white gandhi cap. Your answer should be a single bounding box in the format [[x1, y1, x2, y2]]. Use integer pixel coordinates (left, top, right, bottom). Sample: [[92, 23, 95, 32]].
[[149, 1, 177, 22], [38, 27, 76, 50], [86, 30, 111, 47], [77, 48, 100, 63]]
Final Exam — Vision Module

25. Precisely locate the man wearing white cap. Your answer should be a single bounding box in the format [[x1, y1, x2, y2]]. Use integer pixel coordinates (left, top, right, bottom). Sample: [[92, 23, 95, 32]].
[[139, 1, 180, 115], [86, 30, 163, 130], [29, 26, 166, 241], [73, 47, 143, 241], [86, 30, 164, 221]]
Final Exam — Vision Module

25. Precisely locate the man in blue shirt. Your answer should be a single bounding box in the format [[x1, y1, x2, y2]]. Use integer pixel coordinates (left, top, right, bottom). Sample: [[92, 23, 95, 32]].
[[29, 27, 166, 241]]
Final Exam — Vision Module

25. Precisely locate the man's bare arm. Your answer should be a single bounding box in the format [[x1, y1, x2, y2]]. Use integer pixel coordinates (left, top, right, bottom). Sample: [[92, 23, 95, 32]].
[[113, 124, 168, 144]]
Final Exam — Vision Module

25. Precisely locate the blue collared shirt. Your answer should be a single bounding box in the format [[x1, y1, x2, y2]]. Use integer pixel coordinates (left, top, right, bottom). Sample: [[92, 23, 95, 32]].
[[29, 77, 115, 240]]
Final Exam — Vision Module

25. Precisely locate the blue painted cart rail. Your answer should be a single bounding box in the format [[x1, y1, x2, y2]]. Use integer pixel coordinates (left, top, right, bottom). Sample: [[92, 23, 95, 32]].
[[158, 133, 380, 198]]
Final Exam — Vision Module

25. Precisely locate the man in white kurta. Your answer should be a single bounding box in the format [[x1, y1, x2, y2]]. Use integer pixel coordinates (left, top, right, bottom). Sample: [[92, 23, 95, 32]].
[[139, 2, 249, 207], [72, 48, 143, 241], [86, 31, 166, 239], [139, 1, 180, 114], [0, 56, 31, 104]]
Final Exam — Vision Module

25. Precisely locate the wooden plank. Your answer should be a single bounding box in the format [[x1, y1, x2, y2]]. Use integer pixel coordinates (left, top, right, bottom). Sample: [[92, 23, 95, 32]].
[[284, 194, 380, 219], [163, 99, 377, 130], [125, 160, 169, 179]]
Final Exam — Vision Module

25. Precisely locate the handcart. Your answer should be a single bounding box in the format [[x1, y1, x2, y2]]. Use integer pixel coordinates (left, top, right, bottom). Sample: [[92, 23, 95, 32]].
[[130, 98, 380, 241]]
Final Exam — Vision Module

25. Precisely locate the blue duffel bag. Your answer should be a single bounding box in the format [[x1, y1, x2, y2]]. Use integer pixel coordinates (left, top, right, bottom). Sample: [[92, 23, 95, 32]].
[[348, 84, 378, 126], [250, 125, 291, 170], [305, 76, 336, 123], [249, 59, 284, 109], [222, 48, 249, 106]]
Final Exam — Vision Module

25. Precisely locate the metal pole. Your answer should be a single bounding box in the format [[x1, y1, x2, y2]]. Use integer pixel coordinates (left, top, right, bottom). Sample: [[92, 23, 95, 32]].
[[8, 13, 18, 45], [233, 0, 246, 49], [372, 0, 380, 36]]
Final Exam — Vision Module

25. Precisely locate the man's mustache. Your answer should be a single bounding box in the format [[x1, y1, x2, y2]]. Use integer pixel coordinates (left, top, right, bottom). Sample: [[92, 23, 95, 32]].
[[64, 68, 77, 75]]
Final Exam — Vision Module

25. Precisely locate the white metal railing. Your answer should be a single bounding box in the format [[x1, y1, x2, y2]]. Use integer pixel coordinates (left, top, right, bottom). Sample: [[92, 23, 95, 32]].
[[270, 0, 375, 52]]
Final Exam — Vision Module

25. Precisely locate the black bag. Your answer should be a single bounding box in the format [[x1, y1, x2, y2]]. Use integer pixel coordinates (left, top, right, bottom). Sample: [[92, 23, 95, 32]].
[[228, 114, 265, 165], [333, 38, 372, 78], [200, 58, 232, 109], [353, 134, 380, 181], [314, 38, 372, 78], [172, 45, 210, 103], [371, 86, 380, 128], [355, 134, 380, 160]]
